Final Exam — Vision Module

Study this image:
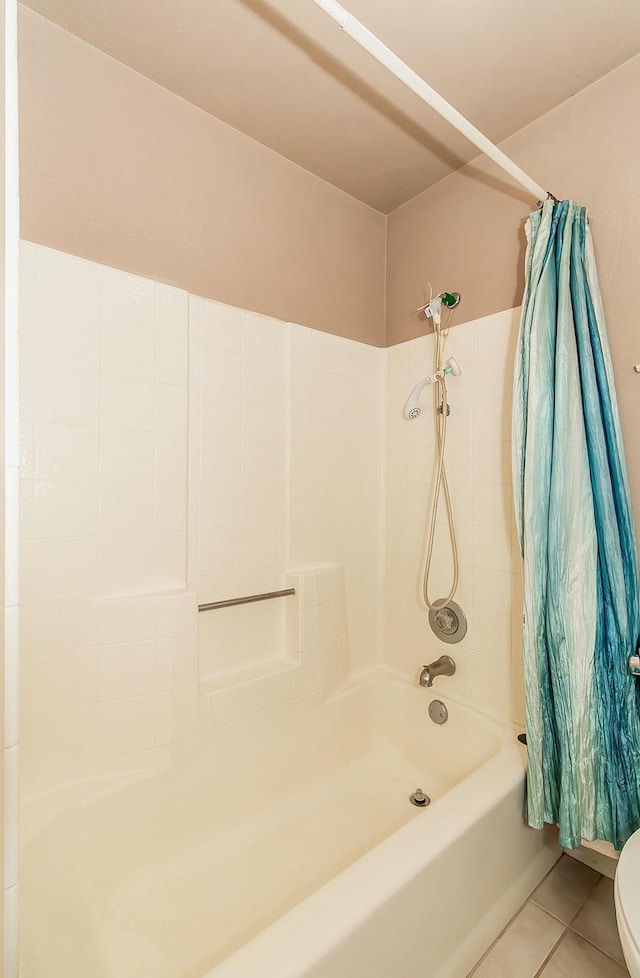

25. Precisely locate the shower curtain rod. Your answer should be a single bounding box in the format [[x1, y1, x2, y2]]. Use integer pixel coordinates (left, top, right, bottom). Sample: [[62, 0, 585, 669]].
[[311, 0, 549, 202]]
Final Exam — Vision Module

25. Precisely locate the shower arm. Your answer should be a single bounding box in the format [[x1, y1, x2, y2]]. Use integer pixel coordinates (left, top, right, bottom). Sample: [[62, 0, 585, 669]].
[[311, 0, 551, 203]]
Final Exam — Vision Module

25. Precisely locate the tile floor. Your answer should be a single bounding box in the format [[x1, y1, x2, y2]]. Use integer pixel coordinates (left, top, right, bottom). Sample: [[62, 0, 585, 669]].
[[467, 854, 629, 977]]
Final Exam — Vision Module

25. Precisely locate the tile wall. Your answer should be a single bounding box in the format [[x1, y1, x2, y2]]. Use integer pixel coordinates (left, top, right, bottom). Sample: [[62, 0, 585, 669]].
[[188, 296, 384, 720], [4, 1, 20, 969], [287, 324, 385, 677], [17, 242, 525, 796], [19, 242, 197, 791], [187, 296, 289, 685], [384, 309, 526, 724], [18, 244, 385, 792]]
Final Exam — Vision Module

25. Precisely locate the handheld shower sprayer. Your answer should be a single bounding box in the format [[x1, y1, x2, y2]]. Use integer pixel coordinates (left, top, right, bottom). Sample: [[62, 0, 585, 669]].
[[404, 287, 462, 616], [403, 377, 431, 420], [402, 357, 462, 419]]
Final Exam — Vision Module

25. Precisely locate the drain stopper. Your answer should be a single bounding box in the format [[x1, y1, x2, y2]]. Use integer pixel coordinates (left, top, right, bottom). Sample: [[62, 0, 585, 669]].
[[410, 788, 430, 807]]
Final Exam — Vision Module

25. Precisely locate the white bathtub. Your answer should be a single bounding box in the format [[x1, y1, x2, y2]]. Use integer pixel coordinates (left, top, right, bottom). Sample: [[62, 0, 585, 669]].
[[20, 675, 559, 978]]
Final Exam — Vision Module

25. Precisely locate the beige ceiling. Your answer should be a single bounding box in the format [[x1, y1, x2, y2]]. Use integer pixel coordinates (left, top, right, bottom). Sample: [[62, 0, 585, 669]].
[[19, 0, 640, 212]]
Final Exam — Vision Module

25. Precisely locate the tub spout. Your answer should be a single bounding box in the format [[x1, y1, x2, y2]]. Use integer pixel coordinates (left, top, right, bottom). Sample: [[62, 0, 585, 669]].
[[419, 655, 456, 687]]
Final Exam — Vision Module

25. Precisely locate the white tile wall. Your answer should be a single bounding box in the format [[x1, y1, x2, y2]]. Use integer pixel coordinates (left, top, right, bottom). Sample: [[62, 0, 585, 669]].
[[190, 299, 385, 692], [19, 244, 195, 792], [5, 3, 20, 967], [201, 564, 350, 729], [384, 309, 525, 724], [20, 588, 200, 784], [20, 243, 188, 601], [188, 297, 289, 686], [287, 323, 385, 677], [18, 242, 524, 801], [18, 247, 386, 794]]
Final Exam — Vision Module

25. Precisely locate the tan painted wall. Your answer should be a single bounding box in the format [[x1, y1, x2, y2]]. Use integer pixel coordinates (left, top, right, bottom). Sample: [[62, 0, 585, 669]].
[[17, 8, 640, 515], [387, 53, 640, 344], [18, 7, 386, 345], [387, 53, 640, 532]]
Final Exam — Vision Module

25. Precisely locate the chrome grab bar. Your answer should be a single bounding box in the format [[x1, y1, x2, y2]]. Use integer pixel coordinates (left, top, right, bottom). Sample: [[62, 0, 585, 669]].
[[198, 588, 295, 612]]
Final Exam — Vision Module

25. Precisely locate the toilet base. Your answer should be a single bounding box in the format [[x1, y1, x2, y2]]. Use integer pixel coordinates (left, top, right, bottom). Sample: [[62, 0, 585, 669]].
[[615, 877, 640, 978]]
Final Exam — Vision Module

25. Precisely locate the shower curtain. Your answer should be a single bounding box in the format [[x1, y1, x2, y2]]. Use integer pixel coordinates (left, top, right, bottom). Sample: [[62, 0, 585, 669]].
[[512, 198, 640, 850]]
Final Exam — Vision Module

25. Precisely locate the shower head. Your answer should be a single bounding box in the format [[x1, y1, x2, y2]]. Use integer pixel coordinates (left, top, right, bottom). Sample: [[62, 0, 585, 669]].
[[402, 377, 431, 420], [402, 358, 462, 420]]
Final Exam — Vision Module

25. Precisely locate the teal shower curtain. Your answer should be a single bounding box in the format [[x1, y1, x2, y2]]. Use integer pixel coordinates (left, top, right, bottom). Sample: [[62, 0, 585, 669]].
[[513, 198, 640, 850]]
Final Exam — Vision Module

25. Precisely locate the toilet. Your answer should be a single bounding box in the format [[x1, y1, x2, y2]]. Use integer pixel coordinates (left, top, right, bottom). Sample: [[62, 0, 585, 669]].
[[615, 828, 640, 978]]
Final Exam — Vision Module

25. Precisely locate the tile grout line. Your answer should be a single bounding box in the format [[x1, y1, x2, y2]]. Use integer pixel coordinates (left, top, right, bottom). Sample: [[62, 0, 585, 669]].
[[566, 925, 627, 968], [534, 872, 629, 973], [466, 855, 566, 976], [529, 864, 601, 928], [566, 873, 602, 927], [467, 855, 622, 978], [466, 897, 537, 975], [563, 874, 628, 965], [466, 856, 630, 978], [532, 927, 569, 978]]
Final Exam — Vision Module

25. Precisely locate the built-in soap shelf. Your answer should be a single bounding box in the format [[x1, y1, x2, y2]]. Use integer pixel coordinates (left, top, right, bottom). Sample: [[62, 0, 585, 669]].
[[197, 564, 350, 711], [198, 657, 297, 697]]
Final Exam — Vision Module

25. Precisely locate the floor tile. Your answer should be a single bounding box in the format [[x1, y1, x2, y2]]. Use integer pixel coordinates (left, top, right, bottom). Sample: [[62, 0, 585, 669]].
[[531, 854, 601, 923], [471, 902, 564, 978], [572, 876, 625, 963], [539, 930, 630, 978]]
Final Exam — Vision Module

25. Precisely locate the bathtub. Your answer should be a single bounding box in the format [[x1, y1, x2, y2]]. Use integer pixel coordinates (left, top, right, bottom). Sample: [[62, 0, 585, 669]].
[[20, 674, 559, 978]]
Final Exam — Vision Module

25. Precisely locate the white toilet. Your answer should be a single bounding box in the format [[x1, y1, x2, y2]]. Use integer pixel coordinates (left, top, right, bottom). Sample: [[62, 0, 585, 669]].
[[615, 828, 640, 978]]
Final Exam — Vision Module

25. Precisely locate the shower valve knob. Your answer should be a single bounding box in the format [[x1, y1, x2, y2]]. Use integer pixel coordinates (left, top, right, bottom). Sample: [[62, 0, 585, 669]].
[[434, 610, 454, 632]]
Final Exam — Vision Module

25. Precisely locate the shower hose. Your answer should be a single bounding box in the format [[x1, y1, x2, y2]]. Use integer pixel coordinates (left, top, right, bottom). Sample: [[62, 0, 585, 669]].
[[422, 311, 459, 612]]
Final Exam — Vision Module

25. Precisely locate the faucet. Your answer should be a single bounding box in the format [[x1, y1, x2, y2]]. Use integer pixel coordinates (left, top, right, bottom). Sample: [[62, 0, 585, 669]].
[[419, 655, 456, 687]]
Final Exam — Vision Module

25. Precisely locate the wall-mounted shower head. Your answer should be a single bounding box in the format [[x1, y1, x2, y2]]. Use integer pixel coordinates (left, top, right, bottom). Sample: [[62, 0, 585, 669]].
[[403, 377, 431, 419], [402, 358, 462, 420]]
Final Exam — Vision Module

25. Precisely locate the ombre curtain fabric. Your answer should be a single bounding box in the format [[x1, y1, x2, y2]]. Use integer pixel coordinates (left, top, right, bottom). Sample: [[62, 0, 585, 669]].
[[513, 199, 640, 850]]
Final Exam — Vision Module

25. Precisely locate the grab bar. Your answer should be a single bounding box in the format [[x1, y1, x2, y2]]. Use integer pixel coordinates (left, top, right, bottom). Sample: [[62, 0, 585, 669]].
[[198, 588, 295, 612]]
